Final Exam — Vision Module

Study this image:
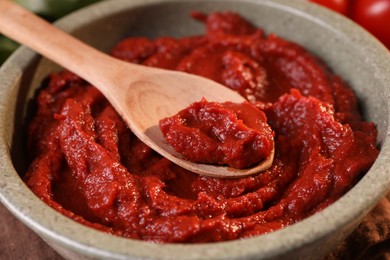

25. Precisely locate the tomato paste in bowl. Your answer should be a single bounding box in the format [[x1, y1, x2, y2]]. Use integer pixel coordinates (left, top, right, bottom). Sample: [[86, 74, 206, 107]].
[[23, 11, 378, 243], [1, 0, 389, 259]]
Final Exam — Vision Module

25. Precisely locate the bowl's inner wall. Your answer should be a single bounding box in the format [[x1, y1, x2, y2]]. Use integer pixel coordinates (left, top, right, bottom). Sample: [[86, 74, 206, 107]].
[[8, 0, 388, 176]]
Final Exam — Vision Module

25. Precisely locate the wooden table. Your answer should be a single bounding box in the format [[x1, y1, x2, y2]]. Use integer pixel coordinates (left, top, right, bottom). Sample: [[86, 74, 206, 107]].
[[0, 203, 62, 259]]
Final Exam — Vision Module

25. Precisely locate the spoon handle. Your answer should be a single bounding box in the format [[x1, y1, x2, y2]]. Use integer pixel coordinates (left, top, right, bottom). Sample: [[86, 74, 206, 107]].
[[0, 0, 125, 91]]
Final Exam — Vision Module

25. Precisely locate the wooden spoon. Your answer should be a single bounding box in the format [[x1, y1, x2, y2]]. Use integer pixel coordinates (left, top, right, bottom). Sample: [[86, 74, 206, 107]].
[[0, 0, 274, 178]]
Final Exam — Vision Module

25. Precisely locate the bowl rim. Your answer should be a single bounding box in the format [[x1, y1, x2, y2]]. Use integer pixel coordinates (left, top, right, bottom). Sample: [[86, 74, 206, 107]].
[[1, 0, 390, 259]]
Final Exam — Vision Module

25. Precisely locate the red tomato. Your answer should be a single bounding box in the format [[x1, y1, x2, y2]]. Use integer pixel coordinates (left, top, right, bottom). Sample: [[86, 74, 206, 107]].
[[310, 0, 351, 15], [352, 0, 390, 50]]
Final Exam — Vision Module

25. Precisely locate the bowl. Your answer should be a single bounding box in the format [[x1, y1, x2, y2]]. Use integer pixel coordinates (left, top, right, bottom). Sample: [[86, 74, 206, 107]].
[[1, 0, 390, 259]]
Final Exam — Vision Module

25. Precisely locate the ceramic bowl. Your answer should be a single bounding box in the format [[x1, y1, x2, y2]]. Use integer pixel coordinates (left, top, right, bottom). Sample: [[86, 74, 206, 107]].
[[1, 0, 390, 259]]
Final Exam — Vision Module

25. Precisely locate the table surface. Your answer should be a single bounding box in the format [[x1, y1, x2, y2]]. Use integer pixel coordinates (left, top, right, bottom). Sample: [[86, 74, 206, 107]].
[[0, 202, 62, 259]]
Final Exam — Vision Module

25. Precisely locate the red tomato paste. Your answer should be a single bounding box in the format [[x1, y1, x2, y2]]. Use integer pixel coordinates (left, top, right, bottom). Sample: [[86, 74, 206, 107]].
[[24, 12, 379, 243], [159, 99, 274, 168]]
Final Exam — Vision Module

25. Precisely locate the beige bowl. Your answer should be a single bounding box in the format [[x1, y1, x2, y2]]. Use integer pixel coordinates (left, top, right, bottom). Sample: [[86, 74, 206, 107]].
[[1, 0, 390, 259]]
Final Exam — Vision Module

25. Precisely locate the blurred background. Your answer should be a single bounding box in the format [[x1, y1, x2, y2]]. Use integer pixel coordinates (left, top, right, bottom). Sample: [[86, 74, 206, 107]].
[[0, 0, 389, 65], [0, 0, 102, 64]]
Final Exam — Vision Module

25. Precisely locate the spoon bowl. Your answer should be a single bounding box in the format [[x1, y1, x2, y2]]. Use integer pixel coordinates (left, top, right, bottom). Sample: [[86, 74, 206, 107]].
[[0, 0, 274, 178], [123, 67, 275, 177]]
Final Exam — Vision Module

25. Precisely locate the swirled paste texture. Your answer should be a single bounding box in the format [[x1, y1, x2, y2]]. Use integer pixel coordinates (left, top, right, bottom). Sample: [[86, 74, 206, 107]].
[[24, 12, 379, 243]]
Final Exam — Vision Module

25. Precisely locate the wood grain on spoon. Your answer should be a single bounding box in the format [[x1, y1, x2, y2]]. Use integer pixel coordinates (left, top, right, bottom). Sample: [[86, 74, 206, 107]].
[[0, 0, 274, 178]]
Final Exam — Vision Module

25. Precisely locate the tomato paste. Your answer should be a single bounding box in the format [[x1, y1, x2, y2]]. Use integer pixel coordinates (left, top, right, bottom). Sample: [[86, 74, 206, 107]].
[[24, 12, 379, 243], [159, 99, 274, 168]]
